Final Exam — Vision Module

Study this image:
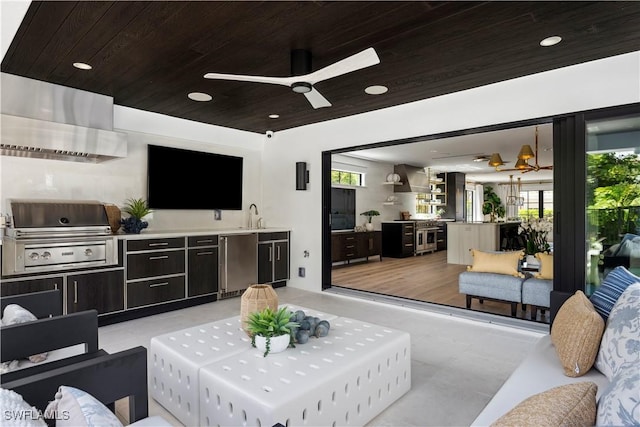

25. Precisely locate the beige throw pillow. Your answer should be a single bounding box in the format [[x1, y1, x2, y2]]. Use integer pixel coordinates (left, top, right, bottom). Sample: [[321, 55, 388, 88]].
[[551, 291, 604, 377], [467, 250, 524, 277], [534, 253, 553, 280], [490, 382, 597, 427]]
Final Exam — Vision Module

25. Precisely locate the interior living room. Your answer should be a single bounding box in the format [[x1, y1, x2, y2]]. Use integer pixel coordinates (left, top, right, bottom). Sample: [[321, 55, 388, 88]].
[[1, 2, 639, 427]]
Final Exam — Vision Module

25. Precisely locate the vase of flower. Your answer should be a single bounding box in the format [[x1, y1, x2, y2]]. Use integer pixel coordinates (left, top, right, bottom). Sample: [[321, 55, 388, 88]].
[[518, 218, 552, 255]]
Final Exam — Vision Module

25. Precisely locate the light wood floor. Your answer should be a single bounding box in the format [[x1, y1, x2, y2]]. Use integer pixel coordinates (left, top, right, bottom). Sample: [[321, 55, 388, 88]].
[[331, 250, 550, 323]]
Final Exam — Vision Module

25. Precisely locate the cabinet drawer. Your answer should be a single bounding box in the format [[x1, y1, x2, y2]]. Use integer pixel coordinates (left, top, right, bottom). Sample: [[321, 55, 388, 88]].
[[127, 237, 185, 252], [127, 276, 185, 308], [188, 235, 218, 247], [127, 250, 185, 280], [258, 232, 288, 242]]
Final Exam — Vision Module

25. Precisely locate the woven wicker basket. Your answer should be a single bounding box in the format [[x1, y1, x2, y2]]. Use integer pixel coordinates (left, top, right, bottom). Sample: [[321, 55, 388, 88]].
[[240, 284, 278, 336]]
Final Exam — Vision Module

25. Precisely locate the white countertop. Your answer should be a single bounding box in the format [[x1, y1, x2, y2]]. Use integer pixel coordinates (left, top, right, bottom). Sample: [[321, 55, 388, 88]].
[[114, 227, 290, 240]]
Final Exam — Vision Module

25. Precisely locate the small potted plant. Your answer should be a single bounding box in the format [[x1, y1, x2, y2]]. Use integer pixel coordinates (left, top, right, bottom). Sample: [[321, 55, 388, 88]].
[[121, 198, 152, 234], [246, 306, 299, 357], [360, 210, 380, 231]]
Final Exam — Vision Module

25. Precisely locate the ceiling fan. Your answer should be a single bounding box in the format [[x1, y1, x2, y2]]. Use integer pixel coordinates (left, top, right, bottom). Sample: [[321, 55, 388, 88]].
[[204, 47, 380, 109]]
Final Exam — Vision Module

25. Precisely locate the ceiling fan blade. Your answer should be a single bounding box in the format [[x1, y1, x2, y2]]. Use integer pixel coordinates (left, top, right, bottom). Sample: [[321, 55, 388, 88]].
[[306, 47, 380, 85], [304, 88, 332, 109], [203, 72, 296, 87]]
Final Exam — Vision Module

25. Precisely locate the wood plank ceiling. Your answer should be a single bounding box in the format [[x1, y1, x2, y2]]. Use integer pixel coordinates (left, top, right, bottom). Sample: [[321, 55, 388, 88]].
[[3, 1, 640, 134]]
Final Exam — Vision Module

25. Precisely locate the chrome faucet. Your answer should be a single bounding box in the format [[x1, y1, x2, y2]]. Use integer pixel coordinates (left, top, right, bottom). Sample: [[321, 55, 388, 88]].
[[249, 203, 259, 229]]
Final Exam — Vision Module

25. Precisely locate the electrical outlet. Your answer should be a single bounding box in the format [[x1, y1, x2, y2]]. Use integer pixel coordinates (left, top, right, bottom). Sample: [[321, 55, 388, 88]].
[[298, 267, 306, 277]]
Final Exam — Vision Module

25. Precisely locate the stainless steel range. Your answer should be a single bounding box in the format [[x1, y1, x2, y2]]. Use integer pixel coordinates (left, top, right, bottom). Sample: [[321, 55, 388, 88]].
[[413, 220, 438, 255], [2, 199, 118, 276]]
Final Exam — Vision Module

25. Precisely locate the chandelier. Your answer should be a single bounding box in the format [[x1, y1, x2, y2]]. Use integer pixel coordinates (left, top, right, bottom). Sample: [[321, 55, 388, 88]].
[[506, 175, 524, 207], [488, 126, 553, 173]]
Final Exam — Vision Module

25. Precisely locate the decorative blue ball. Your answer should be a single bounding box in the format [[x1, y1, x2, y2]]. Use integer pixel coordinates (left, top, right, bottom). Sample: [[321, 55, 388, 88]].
[[121, 218, 148, 234]]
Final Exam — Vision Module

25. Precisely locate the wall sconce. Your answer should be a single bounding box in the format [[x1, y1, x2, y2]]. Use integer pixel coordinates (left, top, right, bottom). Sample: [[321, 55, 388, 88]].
[[296, 162, 309, 190]]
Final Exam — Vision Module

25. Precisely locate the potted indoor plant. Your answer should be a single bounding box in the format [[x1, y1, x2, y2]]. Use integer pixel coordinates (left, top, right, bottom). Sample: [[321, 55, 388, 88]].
[[121, 198, 152, 234], [246, 306, 299, 357], [360, 210, 380, 231]]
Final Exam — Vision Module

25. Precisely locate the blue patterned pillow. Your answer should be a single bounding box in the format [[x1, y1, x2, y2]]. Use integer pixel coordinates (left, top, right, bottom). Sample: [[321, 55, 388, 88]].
[[595, 283, 640, 380], [590, 266, 640, 321], [596, 366, 640, 426]]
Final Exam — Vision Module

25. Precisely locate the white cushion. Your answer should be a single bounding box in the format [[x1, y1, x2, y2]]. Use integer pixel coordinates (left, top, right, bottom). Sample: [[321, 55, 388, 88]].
[[595, 282, 640, 380], [0, 388, 47, 427], [471, 335, 610, 426], [0, 304, 48, 372]]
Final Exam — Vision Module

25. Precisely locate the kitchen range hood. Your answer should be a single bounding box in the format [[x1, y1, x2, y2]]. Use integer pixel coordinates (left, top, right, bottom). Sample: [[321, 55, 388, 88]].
[[1, 73, 127, 163], [393, 164, 430, 193]]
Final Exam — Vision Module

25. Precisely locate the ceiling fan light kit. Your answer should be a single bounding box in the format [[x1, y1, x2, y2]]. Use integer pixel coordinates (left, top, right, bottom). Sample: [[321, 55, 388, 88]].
[[488, 126, 552, 173], [291, 82, 312, 93]]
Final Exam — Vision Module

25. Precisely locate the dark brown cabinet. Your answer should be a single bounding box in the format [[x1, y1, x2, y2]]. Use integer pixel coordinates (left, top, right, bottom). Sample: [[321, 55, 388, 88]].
[[127, 276, 185, 308], [66, 270, 124, 315], [188, 235, 219, 297], [257, 232, 289, 285], [125, 237, 186, 309], [331, 231, 381, 263], [127, 250, 185, 280], [1, 275, 63, 297], [381, 222, 415, 258]]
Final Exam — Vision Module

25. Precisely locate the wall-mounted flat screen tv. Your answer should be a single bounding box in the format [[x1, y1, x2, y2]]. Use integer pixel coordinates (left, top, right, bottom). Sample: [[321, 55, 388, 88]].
[[147, 145, 243, 210], [331, 187, 356, 230]]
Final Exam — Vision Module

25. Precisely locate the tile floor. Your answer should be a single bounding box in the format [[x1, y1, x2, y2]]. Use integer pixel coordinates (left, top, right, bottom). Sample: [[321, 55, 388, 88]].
[[99, 287, 545, 426]]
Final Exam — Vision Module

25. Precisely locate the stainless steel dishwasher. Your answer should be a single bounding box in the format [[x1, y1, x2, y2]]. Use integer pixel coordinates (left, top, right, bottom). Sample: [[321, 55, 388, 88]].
[[219, 233, 258, 297]]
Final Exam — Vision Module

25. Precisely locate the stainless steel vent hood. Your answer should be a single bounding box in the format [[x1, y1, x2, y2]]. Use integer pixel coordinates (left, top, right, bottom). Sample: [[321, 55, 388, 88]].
[[393, 164, 430, 193], [1, 73, 127, 163]]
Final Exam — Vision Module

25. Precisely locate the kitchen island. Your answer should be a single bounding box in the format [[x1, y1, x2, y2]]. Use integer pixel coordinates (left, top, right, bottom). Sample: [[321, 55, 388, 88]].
[[447, 222, 521, 265]]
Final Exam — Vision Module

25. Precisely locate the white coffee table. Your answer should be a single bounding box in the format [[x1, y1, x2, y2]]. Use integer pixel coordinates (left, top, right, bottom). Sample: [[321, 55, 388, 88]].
[[150, 307, 411, 427]]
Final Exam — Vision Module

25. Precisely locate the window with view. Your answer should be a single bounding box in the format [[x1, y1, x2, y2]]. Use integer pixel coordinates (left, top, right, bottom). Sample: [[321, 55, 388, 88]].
[[585, 115, 640, 294], [518, 190, 553, 219], [331, 169, 364, 186]]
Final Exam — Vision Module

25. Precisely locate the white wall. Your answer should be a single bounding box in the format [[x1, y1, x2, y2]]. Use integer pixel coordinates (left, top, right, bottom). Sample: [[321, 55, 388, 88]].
[[1, 107, 265, 231], [263, 51, 640, 293]]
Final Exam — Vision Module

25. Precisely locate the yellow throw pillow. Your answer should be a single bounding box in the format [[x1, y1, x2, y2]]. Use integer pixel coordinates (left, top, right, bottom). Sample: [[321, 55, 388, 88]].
[[535, 252, 553, 279], [550, 291, 604, 377], [490, 382, 597, 427], [467, 250, 524, 277]]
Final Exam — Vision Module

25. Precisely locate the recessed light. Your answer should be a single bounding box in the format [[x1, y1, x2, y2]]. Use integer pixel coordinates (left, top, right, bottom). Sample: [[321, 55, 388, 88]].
[[268, 114, 280, 119], [540, 36, 562, 47], [73, 62, 92, 70], [365, 85, 388, 95], [187, 92, 212, 102]]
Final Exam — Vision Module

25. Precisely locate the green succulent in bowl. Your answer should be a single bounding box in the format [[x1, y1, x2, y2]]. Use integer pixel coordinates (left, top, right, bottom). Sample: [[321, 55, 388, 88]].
[[246, 306, 299, 356]]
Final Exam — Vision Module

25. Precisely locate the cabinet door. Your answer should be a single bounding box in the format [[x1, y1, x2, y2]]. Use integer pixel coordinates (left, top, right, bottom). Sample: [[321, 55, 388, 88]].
[[127, 276, 185, 309], [369, 231, 382, 256], [331, 234, 345, 262], [188, 247, 218, 297], [257, 242, 273, 283], [1, 276, 63, 297], [273, 241, 289, 281], [67, 270, 124, 315], [127, 250, 185, 280]]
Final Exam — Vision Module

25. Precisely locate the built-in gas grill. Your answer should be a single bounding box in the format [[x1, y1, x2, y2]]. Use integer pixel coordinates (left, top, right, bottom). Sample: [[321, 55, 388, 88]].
[[2, 199, 118, 276]]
